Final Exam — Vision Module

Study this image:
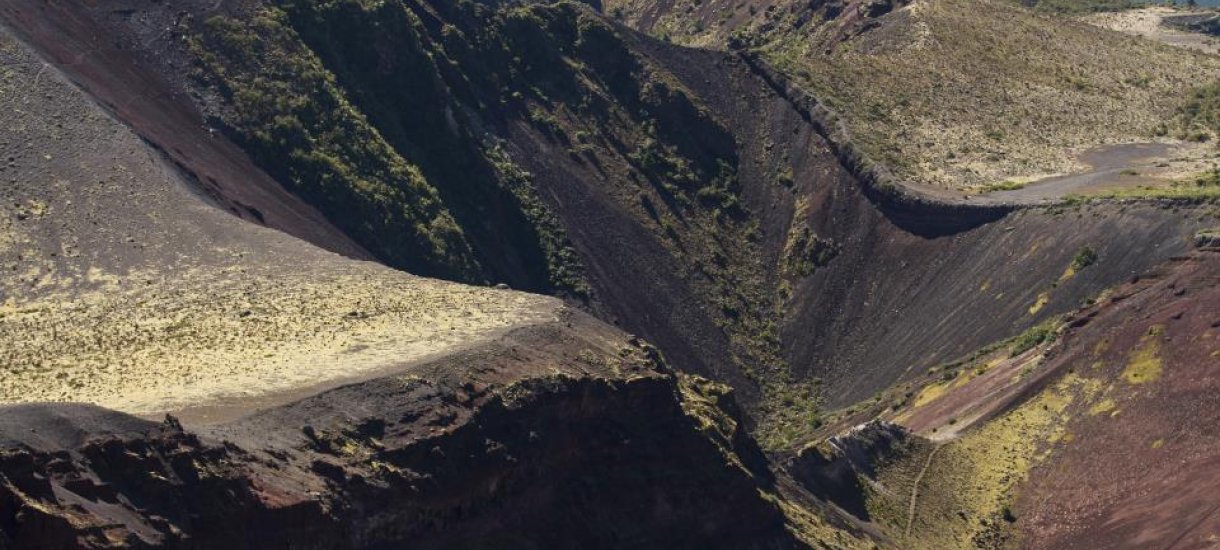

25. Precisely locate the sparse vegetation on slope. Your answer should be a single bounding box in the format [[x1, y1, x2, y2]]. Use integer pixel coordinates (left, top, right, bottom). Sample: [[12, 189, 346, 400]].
[[181, 0, 817, 445], [762, 0, 1220, 189], [1172, 81, 1220, 142], [0, 267, 552, 415], [1063, 167, 1220, 199], [606, 0, 1220, 190], [1025, 0, 1143, 14], [187, 11, 482, 281]]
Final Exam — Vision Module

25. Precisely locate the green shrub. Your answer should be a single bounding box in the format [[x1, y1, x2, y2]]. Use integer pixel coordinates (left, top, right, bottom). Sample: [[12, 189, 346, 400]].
[[188, 11, 481, 281], [1010, 319, 1058, 357], [1174, 82, 1220, 143], [1071, 246, 1099, 271]]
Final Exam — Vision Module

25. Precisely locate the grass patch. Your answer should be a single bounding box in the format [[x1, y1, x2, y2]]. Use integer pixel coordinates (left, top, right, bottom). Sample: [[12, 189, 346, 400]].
[[980, 180, 1027, 193], [1122, 324, 1164, 384], [1088, 397, 1116, 416], [1173, 82, 1220, 143], [1064, 168, 1220, 200], [1071, 246, 1099, 271], [1028, 292, 1051, 315], [913, 381, 950, 408], [1060, 246, 1098, 281], [783, 225, 840, 277], [1025, 0, 1143, 14], [1010, 318, 1059, 357]]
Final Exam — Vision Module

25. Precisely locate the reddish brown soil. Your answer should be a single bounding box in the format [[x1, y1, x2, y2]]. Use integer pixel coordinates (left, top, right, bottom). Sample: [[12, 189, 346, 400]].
[[1015, 250, 1220, 548]]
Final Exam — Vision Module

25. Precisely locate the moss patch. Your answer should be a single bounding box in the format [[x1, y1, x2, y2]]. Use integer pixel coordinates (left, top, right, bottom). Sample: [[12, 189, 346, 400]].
[[913, 382, 950, 408], [1088, 398, 1116, 416]]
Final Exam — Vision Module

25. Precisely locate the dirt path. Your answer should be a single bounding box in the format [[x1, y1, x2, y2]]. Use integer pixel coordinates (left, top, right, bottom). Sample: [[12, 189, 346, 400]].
[[1083, 7, 1220, 55], [905, 444, 944, 536], [976, 142, 1214, 204]]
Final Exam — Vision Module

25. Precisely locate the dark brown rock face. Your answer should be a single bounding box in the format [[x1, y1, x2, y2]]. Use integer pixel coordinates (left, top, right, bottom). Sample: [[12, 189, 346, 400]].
[[0, 315, 802, 549]]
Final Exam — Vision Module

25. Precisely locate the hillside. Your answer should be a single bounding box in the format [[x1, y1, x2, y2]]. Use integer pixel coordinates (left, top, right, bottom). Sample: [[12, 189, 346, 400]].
[[5, 0, 1209, 445], [1, 0, 1219, 547], [803, 241, 1220, 548], [0, 17, 560, 424], [0, 16, 829, 548], [603, 0, 1220, 191]]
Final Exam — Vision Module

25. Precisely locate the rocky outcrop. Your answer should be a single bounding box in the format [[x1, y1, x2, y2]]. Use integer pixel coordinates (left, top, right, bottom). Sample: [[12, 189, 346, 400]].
[[1195, 228, 1220, 250], [0, 313, 804, 549], [786, 421, 917, 520]]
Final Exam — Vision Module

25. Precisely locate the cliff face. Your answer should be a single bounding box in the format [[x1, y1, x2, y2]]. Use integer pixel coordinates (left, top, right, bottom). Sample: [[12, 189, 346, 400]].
[[0, 312, 807, 549]]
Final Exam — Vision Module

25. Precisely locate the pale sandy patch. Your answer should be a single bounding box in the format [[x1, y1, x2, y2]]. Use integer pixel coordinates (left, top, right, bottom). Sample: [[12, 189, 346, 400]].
[[1083, 7, 1220, 55], [0, 263, 558, 417]]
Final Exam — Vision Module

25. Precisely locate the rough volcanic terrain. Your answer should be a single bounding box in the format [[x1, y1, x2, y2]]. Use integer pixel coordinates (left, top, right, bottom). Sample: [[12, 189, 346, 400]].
[[1, 0, 1219, 548], [1, 311, 814, 549], [3, 0, 1211, 431]]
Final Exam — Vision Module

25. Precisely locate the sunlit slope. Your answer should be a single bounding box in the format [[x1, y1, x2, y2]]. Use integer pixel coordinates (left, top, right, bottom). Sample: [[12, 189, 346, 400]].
[[605, 0, 1220, 190], [0, 29, 557, 417]]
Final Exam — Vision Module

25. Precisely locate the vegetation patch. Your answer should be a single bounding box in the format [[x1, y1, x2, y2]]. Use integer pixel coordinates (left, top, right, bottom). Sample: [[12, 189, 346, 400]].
[[186, 10, 481, 281], [1024, 0, 1143, 14], [1122, 324, 1164, 384], [1071, 246, 1099, 271], [1172, 81, 1220, 143], [1028, 292, 1052, 315], [980, 180, 1027, 193], [783, 225, 841, 277], [1088, 397, 1116, 416], [752, 0, 1220, 189], [1061, 245, 1098, 280], [1064, 168, 1220, 199], [485, 145, 591, 298], [913, 381, 950, 408], [1010, 318, 1059, 357], [867, 374, 1085, 548]]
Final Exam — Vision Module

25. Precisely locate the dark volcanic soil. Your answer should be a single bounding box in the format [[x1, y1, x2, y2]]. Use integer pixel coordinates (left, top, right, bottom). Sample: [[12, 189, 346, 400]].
[[1, 0, 1219, 548], [0, 311, 807, 549], [654, 47, 1207, 405], [0, 0, 372, 262]]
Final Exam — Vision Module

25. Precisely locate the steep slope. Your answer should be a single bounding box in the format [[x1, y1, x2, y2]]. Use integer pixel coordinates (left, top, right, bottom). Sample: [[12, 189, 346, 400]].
[[1013, 247, 1220, 548], [3, 0, 1210, 448], [0, 25, 558, 416], [799, 242, 1220, 548], [1, 0, 1219, 547], [0, 1, 371, 263], [0, 20, 829, 549], [0, 313, 820, 549]]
